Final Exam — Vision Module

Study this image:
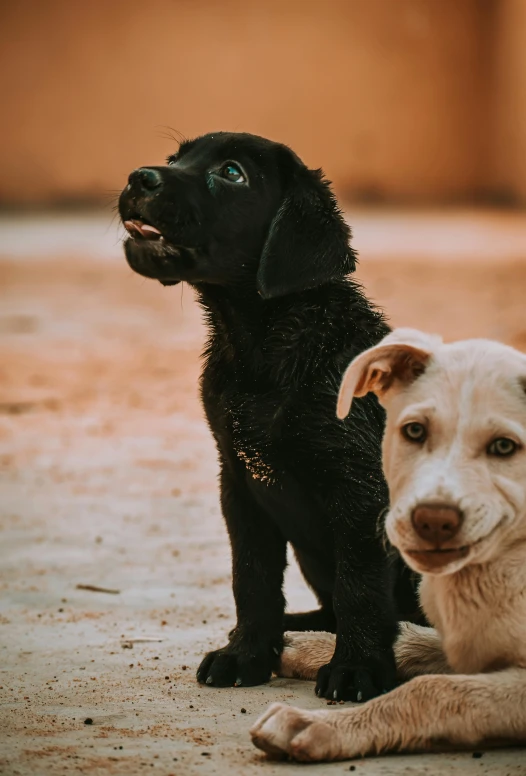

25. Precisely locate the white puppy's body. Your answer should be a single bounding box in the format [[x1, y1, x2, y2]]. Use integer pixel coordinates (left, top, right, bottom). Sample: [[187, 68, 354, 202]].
[[420, 549, 526, 675], [250, 331, 526, 761]]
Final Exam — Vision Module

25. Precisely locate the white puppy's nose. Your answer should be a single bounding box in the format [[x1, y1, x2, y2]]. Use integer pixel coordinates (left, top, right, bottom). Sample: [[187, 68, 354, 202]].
[[411, 504, 463, 546]]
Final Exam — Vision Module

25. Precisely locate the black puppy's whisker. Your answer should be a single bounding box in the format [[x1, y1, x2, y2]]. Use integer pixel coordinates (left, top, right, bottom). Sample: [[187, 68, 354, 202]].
[[101, 190, 124, 208], [102, 191, 124, 236], [156, 126, 187, 145], [105, 211, 124, 241]]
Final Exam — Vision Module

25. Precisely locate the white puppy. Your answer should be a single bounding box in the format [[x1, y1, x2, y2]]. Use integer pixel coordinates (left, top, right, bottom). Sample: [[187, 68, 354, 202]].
[[250, 328, 526, 761]]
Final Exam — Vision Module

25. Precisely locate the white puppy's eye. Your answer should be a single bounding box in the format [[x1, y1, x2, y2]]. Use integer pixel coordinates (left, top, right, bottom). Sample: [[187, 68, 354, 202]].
[[487, 437, 519, 457], [220, 163, 246, 184], [401, 422, 427, 443]]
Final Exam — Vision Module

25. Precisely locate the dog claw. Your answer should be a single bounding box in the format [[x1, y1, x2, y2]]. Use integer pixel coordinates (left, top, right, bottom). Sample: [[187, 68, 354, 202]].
[[206, 676, 213, 685], [333, 690, 338, 700], [234, 678, 243, 687], [356, 690, 363, 702]]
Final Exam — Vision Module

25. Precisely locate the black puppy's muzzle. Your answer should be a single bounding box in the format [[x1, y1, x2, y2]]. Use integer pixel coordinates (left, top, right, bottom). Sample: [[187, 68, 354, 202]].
[[120, 167, 178, 285], [119, 165, 204, 231], [119, 167, 164, 228], [119, 165, 207, 287], [120, 167, 164, 219]]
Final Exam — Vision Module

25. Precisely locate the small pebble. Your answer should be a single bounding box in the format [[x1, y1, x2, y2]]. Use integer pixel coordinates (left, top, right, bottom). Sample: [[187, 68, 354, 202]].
[[240, 708, 247, 714], [201, 752, 210, 757], [84, 718, 93, 725], [182, 665, 187, 670], [472, 752, 484, 759], [165, 676, 170, 680], [349, 767, 356, 772]]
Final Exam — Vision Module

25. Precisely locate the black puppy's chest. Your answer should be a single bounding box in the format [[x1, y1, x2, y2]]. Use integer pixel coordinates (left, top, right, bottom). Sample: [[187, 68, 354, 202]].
[[205, 366, 334, 554], [232, 399, 331, 553], [221, 386, 289, 485]]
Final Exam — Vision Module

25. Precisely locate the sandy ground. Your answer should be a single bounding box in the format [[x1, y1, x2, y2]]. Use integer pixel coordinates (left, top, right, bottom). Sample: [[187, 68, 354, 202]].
[[1, 210, 526, 776]]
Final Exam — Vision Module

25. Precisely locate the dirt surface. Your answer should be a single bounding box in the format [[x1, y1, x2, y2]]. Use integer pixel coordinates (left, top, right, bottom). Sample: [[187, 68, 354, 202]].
[[1, 211, 526, 776]]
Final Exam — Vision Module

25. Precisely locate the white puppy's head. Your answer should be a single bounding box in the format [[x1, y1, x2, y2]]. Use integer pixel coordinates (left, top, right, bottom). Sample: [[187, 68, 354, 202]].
[[338, 329, 526, 575]]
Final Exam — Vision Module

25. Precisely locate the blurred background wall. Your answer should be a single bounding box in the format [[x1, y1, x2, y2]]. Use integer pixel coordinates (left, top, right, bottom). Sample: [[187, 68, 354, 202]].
[[0, 0, 525, 207]]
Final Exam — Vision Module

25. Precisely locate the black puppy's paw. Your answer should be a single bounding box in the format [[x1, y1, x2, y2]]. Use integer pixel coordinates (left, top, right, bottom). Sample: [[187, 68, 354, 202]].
[[197, 643, 278, 688], [315, 650, 397, 702]]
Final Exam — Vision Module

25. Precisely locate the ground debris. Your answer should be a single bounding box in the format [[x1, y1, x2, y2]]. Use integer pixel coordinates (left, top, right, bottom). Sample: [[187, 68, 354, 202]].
[[76, 584, 121, 595], [121, 637, 164, 649]]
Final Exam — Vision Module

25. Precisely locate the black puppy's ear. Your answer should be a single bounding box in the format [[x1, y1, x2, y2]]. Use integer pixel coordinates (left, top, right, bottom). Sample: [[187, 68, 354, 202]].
[[257, 168, 356, 299]]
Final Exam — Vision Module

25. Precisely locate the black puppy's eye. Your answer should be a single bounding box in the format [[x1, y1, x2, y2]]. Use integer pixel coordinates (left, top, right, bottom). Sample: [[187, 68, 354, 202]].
[[487, 437, 519, 457], [220, 163, 246, 184], [401, 422, 427, 444]]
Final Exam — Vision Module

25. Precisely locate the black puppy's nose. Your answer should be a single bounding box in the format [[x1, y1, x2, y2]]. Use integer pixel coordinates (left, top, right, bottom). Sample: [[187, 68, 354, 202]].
[[128, 167, 163, 192], [411, 504, 463, 546]]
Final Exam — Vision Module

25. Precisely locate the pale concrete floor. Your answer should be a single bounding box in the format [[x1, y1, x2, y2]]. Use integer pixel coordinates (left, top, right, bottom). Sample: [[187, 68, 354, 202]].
[[1, 211, 526, 776]]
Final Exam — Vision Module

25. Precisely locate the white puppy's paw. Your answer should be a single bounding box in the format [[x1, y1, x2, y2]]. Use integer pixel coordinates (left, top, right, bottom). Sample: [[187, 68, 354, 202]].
[[278, 631, 335, 680], [250, 702, 342, 762]]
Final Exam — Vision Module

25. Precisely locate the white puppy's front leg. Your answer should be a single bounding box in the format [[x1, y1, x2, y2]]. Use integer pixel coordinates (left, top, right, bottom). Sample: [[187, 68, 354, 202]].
[[250, 668, 526, 761]]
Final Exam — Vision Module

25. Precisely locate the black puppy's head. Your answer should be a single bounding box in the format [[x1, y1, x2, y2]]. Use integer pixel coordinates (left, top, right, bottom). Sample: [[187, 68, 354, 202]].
[[119, 131, 356, 297]]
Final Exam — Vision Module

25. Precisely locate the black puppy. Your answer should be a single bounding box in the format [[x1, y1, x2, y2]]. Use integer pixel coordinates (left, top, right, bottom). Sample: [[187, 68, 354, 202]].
[[119, 132, 418, 702]]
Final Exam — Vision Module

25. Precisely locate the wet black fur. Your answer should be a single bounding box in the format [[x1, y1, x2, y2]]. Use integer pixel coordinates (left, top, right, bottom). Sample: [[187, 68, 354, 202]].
[[119, 132, 419, 701]]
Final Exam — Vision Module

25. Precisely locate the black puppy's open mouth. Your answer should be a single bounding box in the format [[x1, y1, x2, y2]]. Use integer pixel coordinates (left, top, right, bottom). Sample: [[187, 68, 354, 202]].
[[123, 218, 164, 241], [123, 218, 184, 286], [121, 218, 201, 287]]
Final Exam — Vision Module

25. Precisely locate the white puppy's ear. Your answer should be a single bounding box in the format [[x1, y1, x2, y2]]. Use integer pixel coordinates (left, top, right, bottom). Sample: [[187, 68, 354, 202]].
[[337, 329, 440, 419]]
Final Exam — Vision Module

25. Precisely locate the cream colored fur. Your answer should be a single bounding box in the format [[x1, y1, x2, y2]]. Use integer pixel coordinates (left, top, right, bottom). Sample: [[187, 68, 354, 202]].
[[250, 329, 526, 761]]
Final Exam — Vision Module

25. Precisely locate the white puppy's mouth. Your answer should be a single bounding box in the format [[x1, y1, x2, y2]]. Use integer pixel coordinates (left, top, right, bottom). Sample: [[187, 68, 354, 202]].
[[405, 546, 470, 571], [401, 516, 506, 573]]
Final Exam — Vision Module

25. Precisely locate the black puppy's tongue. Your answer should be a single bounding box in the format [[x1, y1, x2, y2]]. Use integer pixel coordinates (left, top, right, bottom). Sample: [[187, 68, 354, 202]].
[[124, 219, 162, 240]]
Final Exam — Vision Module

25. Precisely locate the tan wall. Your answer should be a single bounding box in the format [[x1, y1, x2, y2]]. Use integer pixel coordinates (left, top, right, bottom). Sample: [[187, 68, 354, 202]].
[[490, 0, 526, 203], [0, 0, 519, 206]]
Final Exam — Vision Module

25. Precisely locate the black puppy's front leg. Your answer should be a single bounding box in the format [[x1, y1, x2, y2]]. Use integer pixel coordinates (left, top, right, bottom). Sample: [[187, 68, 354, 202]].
[[197, 469, 287, 688], [315, 504, 398, 702]]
